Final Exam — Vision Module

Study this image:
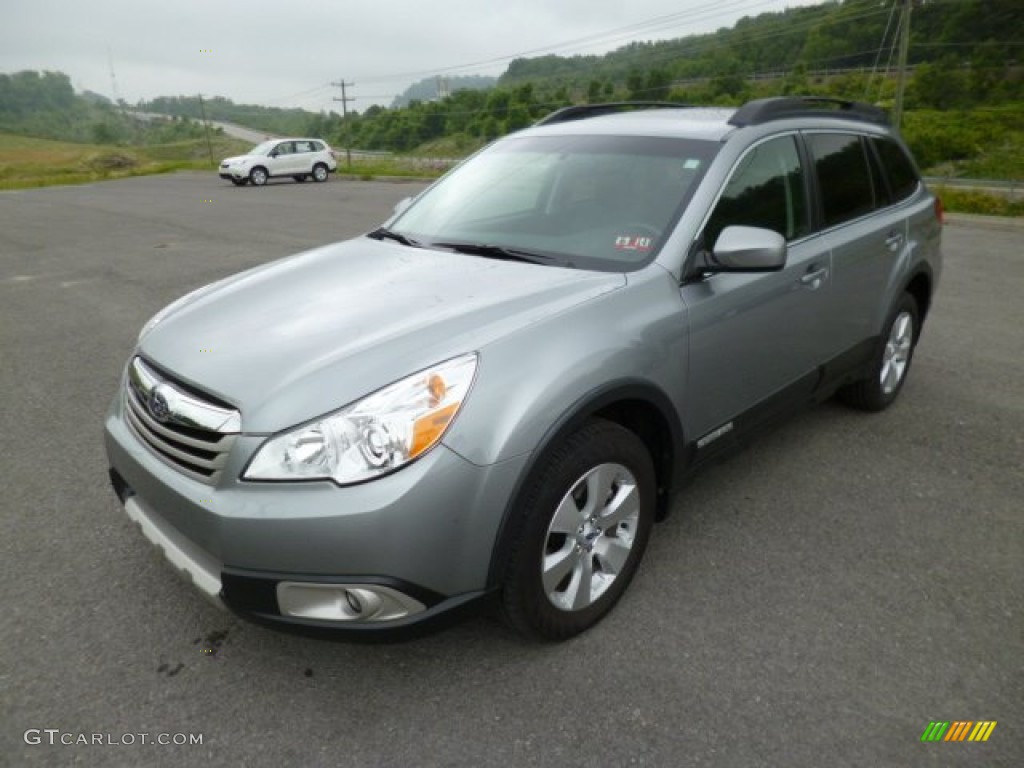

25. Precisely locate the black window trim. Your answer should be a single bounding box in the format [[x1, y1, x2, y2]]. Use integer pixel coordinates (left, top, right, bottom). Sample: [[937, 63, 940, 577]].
[[692, 130, 816, 259], [793, 131, 821, 232], [867, 135, 923, 207], [801, 128, 909, 235], [861, 133, 887, 209]]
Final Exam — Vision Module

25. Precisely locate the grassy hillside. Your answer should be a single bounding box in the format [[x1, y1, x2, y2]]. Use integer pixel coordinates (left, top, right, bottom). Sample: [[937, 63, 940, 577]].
[[3, 117, 1019, 217], [903, 105, 1024, 180], [0, 133, 249, 189]]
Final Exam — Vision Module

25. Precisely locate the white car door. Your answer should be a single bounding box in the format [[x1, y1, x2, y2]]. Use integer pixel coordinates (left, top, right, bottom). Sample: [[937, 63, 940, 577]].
[[266, 141, 295, 176]]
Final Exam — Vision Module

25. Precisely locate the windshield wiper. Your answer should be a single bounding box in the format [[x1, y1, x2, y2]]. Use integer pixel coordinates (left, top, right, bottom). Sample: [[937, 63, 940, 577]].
[[367, 227, 420, 247], [430, 241, 552, 264]]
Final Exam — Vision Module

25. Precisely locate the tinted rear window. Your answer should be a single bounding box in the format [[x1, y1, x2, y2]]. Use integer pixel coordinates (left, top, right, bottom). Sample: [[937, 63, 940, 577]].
[[872, 137, 920, 202], [807, 133, 877, 228]]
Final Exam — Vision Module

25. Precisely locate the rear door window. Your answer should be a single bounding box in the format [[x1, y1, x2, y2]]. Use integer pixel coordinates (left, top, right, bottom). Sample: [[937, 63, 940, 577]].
[[807, 133, 877, 228]]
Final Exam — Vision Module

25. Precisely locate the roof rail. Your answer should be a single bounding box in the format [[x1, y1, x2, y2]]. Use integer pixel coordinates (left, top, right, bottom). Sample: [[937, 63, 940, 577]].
[[728, 97, 889, 127], [535, 101, 691, 127]]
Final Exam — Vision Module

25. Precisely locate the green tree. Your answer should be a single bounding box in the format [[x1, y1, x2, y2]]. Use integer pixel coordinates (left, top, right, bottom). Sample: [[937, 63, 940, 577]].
[[626, 69, 646, 100], [644, 69, 673, 101], [909, 58, 969, 110]]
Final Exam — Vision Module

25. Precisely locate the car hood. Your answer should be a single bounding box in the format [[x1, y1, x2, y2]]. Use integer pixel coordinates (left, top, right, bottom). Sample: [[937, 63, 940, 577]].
[[221, 154, 256, 164], [139, 238, 624, 432]]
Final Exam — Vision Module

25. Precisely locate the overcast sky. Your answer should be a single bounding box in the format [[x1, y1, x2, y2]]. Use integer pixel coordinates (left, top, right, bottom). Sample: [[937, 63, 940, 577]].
[[2, 0, 821, 112]]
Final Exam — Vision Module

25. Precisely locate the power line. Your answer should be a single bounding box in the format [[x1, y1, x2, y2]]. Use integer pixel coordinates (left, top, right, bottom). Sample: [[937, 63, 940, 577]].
[[893, 0, 913, 128], [285, 0, 1005, 114], [578, 3, 892, 77], [272, 1, 886, 112], [262, 83, 334, 105], [347, 1, 890, 109], [864, 0, 900, 100], [352, 0, 807, 86]]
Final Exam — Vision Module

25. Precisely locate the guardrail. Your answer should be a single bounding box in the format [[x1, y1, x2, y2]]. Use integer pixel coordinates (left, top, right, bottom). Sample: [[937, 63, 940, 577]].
[[925, 177, 1022, 200]]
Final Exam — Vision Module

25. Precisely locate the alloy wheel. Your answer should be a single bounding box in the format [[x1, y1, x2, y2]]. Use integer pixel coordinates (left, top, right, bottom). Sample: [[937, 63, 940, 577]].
[[541, 462, 640, 612], [880, 310, 914, 394]]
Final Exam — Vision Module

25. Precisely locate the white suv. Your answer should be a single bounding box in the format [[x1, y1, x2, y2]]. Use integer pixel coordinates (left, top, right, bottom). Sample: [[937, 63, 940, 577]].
[[219, 138, 337, 187]]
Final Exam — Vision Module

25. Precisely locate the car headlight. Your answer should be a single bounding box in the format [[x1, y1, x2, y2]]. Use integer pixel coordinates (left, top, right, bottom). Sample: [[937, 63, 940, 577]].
[[243, 353, 478, 485]]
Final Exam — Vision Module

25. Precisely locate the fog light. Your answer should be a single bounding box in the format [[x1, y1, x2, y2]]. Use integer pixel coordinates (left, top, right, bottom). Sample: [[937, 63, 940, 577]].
[[345, 589, 362, 614], [276, 582, 426, 622]]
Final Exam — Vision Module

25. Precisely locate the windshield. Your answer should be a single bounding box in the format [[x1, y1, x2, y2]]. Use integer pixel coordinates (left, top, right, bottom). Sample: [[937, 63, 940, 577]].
[[390, 134, 716, 270], [248, 140, 277, 156]]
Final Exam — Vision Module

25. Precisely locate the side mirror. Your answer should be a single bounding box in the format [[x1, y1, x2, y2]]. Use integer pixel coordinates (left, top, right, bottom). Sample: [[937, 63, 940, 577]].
[[702, 225, 787, 273]]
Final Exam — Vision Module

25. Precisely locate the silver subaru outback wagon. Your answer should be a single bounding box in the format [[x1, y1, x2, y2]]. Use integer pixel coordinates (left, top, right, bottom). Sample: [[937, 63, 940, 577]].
[[104, 97, 943, 641]]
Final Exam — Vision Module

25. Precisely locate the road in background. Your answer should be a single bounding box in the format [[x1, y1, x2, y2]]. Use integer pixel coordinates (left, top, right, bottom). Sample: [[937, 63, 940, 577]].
[[1, 173, 1021, 767], [207, 119, 276, 144], [128, 112, 277, 144]]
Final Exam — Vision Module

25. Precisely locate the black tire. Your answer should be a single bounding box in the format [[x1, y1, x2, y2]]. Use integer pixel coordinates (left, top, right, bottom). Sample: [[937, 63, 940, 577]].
[[312, 163, 329, 182], [249, 166, 269, 187], [839, 292, 920, 411], [500, 419, 656, 641], [230, 178, 247, 187], [293, 175, 306, 183]]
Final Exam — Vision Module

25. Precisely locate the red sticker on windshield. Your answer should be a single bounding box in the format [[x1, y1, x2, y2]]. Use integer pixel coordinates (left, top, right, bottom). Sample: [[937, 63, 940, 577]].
[[615, 235, 653, 252]]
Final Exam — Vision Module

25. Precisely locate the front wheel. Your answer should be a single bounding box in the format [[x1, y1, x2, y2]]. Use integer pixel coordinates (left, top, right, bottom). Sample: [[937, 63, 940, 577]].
[[249, 166, 268, 187], [312, 163, 329, 182], [839, 292, 920, 411], [500, 419, 655, 641]]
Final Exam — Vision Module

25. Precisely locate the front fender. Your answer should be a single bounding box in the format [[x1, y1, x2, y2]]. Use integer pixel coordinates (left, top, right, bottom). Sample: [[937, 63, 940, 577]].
[[441, 266, 689, 469]]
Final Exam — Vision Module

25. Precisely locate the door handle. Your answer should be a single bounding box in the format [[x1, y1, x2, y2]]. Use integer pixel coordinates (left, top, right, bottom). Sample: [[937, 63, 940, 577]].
[[800, 266, 829, 289], [885, 231, 904, 251]]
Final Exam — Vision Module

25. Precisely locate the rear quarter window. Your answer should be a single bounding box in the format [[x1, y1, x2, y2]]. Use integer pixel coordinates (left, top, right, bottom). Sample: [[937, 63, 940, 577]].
[[872, 137, 920, 202]]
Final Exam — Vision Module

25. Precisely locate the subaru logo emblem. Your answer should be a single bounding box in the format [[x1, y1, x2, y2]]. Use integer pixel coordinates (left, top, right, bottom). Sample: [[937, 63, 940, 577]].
[[148, 386, 172, 423]]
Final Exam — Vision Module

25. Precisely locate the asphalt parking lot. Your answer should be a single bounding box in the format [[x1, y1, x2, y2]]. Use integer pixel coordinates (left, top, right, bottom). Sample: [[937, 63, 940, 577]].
[[1, 172, 1021, 767]]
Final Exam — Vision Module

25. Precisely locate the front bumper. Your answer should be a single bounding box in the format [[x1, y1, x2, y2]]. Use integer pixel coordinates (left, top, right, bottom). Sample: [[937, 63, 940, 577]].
[[218, 165, 248, 180], [104, 393, 526, 636]]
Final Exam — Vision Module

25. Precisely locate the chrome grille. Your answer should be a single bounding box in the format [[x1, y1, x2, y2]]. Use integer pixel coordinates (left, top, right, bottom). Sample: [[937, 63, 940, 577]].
[[124, 357, 240, 484]]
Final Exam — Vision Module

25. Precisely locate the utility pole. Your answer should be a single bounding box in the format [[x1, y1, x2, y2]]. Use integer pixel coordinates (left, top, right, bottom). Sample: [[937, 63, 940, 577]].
[[107, 46, 121, 109], [893, 0, 912, 129], [436, 76, 450, 101], [331, 80, 355, 169], [197, 93, 215, 166]]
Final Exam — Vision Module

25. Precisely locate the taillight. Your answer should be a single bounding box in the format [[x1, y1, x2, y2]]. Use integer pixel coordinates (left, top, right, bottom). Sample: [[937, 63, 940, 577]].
[[934, 196, 945, 224]]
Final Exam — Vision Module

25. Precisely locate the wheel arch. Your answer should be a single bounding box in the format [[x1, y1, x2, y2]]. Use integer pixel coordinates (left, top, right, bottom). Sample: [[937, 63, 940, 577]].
[[486, 380, 685, 588], [902, 266, 933, 337]]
